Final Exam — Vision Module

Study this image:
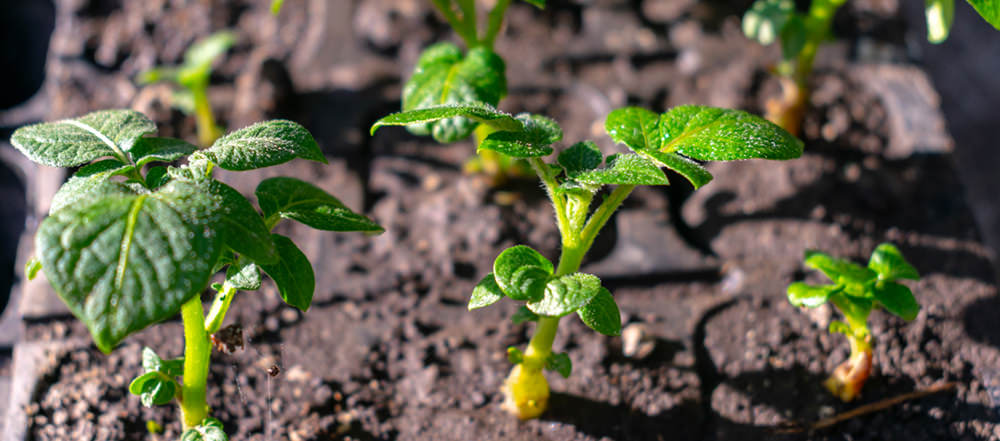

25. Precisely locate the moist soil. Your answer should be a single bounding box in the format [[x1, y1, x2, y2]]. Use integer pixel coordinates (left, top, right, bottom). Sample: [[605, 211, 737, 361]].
[[6, 0, 1000, 440]]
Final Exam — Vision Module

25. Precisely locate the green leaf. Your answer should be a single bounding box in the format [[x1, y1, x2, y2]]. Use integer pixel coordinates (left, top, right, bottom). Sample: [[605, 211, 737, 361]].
[[469, 273, 504, 310], [804, 251, 877, 285], [25, 257, 42, 280], [967, 0, 1000, 30], [507, 347, 524, 364], [926, 0, 956, 42], [271, 0, 285, 15], [573, 154, 669, 186], [545, 352, 572, 378], [478, 114, 562, 158], [226, 259, 261, 291], [558, 141, 603, 178], [640, 150, 713, 189], [139, 375, 177, 407], [577, 288, 621, 336], [36, 180, 223, 353], [145, 166, 170, 189], [786, 282, 837, 308], [258, 234, 315, 311], [401, 43, 507, 143], [142, 346, 183, 376], [828, 320, 851, 337], [743, 0, 795, 45], [11, 109, 156, 167], [492, 245, 553, 302], [659, 105, 803, 161], [511, 306, 540, 324], [50, 160, 134, 214], [371, 104, 522, 135], [180, 417, 228, 441], [604, 107, 662, 152], [527, 273, 602, 317], [183, 31, 236, 72], [780, 15, 808, 60], [129, 372, 159, 396], [872, 282, 920, 321], [255, 177, 382, 233], [203, 180, 277, 264], [130, 137, 198, 167], [868, 243, 919, 281], [204, 120, 326, 171]]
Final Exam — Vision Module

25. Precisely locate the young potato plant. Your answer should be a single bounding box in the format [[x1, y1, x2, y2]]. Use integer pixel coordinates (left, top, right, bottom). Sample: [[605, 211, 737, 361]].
[[787, 243, 920, 402], [399, 0, 544, 183], [13, 109, 381, 439], [743, 0, 1000, 136], [137, 31, 236, 147], [372, 103, 803, 419]]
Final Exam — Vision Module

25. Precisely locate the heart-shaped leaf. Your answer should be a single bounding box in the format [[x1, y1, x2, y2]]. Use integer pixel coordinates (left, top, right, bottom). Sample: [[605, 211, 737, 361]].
[[868, 243, 919, 281], [37, 180, 223, 353], [204, 120, 326, 171], [469, 273, 504, 310], [493, 245, 553, 302], [256, 177, 382, 233], [478, 114, 562, 158], [558, 141, 603, 178], [573, 154, 669, 186], [872, 281, 920, 321], [371, 104, 522, 135], [258, 234, 315, 311], [577, 287, 621, 336], [11, 109, 156, 167], [402, 43, 507, 142], [787, 282, 838, 308], [527, 273, 602, 317], [743, 0, 795, 45]]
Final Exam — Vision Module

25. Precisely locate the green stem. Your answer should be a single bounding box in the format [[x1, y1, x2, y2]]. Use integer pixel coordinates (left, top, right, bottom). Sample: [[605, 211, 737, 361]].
[[180, 297, 211, 429], [204, 282, 237, 335], [483, 0, 512, 48], [191, 85, 221, 148], [580, 184, 635, 250], [529, 157, 571, 239], [431, 0, 479, 47]]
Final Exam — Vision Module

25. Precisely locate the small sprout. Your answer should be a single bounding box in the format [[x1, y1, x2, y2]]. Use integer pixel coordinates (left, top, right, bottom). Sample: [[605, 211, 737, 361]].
[[373, 100, 801, 418], [11, 109, 381, 436], [137, 31, 236, 147], [787, 243, 921, 402]]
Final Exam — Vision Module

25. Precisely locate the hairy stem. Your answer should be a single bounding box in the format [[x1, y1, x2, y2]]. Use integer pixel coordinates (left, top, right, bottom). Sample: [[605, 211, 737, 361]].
[[180, 297, 212, 429]]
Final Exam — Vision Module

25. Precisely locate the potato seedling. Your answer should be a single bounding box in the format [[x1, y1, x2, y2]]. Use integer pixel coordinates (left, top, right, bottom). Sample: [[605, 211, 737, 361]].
[[398, 0, 545, 183], [13, 109, 381, 439], [137, 31, 236, 147], [744, 0, 1000, 135], [787, 243, 920, 402], [372, 103, 803, 418]]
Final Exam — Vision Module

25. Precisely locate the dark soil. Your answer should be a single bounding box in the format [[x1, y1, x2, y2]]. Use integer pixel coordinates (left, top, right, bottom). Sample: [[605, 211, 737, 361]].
[[5, 0, 999, 440]]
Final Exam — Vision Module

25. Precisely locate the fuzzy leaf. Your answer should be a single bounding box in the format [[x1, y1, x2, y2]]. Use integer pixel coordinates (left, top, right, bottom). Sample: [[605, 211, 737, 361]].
[[967, 0, 1000, 29], [130, 137, 198, 166], [36, 180, 222, 353], [558, 141, 603, 178], [226, 259, 261, 291], [493, 245, 553, 302], [258, 234, 314, 311], [370, 104, 522, 135], [255, 177, 382, 233], [527, 273, 602, 317], [50, 160, 134, 214], [204, 120, 326, 171], [129, 372, 177, 407], [743, 0, 795, 45], [604, 107, 662, 152], [573, 154, 669, 186], [926, 0, 956, 42], [204, 180, 277, 264], [469, 273, 504, 310], [511, 306, 540, 324], [11, 109, 156, 167], [787, 282, 837, 308], [872, 282, 920, 321], [659, 105, 803, 160], [640, 150, 713, 188], [577, 288, 621, 336], [868, 243, 919, 281], [545, 352, 572, 378], [401, 43, 507, 143], [479, 114, 562, 158], [804, 251, 877, 285], [145, 166, 170, 189], [180, 418, 228, 441]]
